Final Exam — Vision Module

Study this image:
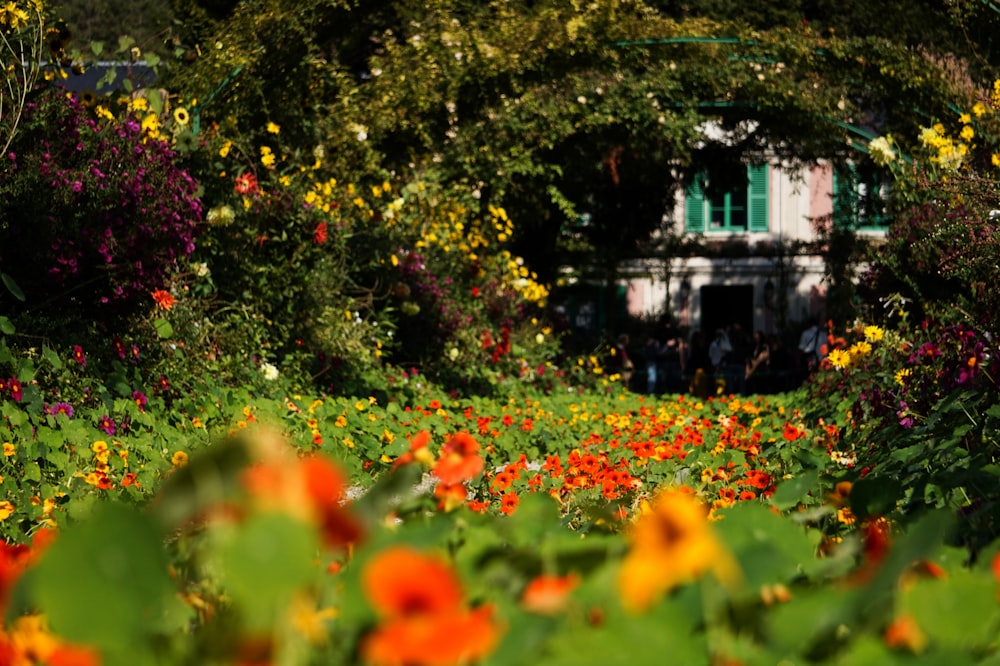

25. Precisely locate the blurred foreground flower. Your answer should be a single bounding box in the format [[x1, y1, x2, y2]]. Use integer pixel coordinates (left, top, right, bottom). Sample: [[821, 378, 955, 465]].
[[618, 490, 740, 612], [361, 546, 501, 666]]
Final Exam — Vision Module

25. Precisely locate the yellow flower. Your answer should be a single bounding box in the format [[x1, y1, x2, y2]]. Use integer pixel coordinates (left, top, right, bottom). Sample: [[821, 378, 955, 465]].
[[173, 107, 190, 125], [973, 102, 987, 117], [828, 349, 851, 369], [266, 121, 280, 134], [2, 442, 13, 456], [993, 154, 1000, 168], [334, 415, 347, 428], [141, 113, 159, 134], [219, 140, 232, 158], [91, 440, 109, 454], [959, 113, 971, 124], [171, 451, 189, 467], [260, 145, 275, 168], [960, 125, 975, 141], [863, 325, 884, 342], [95, 105, 114, 121], [895, 368, 912, 386], [618, 490, 739, 612], [0, 501, 14, 520], [849, 341, 872, 357], [0, 3, 29, 29]]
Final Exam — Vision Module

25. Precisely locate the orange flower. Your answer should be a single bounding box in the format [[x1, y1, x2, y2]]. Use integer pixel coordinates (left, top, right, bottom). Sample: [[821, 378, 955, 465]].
[[363, 547, 464, 617], [618, 490, 739, 612], [521, 573, 579, 615], [362, 605, 499, 666], [883, 614, 927, 653], [393, 431, 435, 470], [432, 432, 484, 484], [434, 482, 467, 512], [361, 547, 501, 666], [241, 435, 362, 549], [499, 492, 520, 515], [150, 289, 175, 311]]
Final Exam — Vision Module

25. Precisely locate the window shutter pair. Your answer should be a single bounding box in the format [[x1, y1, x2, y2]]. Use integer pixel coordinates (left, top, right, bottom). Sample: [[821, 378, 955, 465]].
[[685, 164, 769, 232]]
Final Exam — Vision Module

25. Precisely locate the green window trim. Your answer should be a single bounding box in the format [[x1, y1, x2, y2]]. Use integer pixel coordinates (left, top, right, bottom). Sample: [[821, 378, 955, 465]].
[[833, 164, 890, 231], [685, 163, 769, 233]]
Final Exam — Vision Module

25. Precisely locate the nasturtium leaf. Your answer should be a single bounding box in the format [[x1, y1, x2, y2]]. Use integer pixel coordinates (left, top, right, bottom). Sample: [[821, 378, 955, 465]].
[[849, 477, 903, 521], [769, 469, 820, 510], [901, 570, 1000, 649], [33, 502, 172, 653], [714, 502, 822, 587], [216, 513, 319, 629], [0, 316, 14, 335]]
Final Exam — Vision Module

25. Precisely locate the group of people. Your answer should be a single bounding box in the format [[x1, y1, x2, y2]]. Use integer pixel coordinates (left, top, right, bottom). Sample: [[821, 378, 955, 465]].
[[624, 317, 828, 397]]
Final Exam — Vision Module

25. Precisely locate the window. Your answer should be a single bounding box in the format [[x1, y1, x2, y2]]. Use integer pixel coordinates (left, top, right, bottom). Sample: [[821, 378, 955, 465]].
[[833, 164, 890, 230], [685, 163, 768, 233]]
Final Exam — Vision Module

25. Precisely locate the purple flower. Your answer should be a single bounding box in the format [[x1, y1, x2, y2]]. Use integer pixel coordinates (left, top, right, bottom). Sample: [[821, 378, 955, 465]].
[[8, 378, 23, 402], [132, 391, 147, 411], [48, 402, 74, 419], [72, 345, 86, 366], [98, 415, 116, 436]]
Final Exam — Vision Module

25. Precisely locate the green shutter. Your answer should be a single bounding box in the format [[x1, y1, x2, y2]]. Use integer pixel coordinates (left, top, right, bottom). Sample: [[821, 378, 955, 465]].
[[685, 177, 706, 232], [748, 163, 769, 232]]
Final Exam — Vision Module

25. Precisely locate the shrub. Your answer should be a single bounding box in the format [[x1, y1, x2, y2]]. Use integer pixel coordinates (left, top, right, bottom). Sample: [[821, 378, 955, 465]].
[[0, 91, 201, 313]]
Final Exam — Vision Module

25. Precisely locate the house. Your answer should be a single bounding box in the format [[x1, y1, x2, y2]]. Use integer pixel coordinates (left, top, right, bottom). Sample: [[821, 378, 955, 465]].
[[616, 158, 889, 339]]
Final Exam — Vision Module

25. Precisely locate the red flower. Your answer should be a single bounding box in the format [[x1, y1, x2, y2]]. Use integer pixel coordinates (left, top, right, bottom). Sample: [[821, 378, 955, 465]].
[[71, 345, 86, 366], [234, 172, 258, 194], [314, 221, 328, 244]]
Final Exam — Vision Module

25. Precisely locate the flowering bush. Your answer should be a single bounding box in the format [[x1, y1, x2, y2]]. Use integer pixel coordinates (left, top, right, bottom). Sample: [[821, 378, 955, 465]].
[[0, 91, 201, 312]]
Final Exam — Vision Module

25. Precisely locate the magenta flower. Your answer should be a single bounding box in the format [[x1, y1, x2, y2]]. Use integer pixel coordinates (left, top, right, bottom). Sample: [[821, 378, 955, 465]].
[[9, 379, 23, 402], [132, 391, 147, 411], [98, 415, 116, 436], [72, 345, 86, 366], [48, 402, 74, 419]]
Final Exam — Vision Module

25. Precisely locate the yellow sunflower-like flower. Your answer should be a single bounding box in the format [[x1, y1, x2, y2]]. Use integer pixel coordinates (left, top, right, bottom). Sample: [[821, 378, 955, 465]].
[[849, 340, 872, 357], [828, 348, 851, 370], [174, 107, 190, 125], [0, 2, 30, 30], [863, 325, 884, 342]]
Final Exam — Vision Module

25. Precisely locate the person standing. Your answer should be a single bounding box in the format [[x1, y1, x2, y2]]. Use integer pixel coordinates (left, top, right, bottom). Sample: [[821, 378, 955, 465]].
[[797, 317, 828, 380]]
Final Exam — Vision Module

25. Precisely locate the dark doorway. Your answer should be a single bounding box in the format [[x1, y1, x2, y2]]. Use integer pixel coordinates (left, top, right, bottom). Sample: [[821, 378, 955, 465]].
[[700, 284, 754, 335]]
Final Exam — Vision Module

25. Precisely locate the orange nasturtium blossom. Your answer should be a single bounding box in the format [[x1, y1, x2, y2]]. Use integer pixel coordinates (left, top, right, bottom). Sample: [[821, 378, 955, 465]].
[[618, 490, 740, 612], [361, 546, 501, 666], [0, 615, 102, 666], [432, 432, 484, 484], [240, 433, 362, 549], [393, 431, 436, 470], [150, 289, 175, 311], [520, 573, 580, 615]]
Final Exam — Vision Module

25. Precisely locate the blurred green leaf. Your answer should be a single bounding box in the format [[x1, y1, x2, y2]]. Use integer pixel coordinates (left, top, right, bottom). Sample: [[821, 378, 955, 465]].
[[153, 317, 173, 339], [769, 470, 820, 510], [34, 502, 172, 654]]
